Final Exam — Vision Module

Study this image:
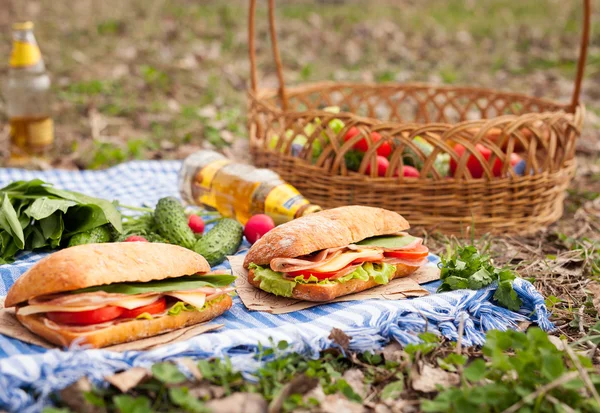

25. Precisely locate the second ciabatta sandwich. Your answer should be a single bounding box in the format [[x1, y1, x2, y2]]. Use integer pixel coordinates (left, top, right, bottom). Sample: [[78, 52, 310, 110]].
[[243, 206, 429, 301], [5, 242, 235, 348]]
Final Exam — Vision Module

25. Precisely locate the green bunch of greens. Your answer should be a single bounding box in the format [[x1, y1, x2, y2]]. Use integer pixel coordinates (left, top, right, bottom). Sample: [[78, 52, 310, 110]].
[[74, 274, 236, 295], [422, 328, 600, 412], [0, 179, 122, 263], [437, 245, 522, 311]]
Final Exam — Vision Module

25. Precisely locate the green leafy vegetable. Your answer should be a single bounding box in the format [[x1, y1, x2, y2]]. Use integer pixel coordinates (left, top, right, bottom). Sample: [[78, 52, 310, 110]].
[[0, 179, 123, 262], [152, 362, 188, 384], [437, 245, 522, 311], [112, 395, 151, 413], [249, 262, 396, 297], [73, 274, 235, 295], [357, 234, 419, 249]]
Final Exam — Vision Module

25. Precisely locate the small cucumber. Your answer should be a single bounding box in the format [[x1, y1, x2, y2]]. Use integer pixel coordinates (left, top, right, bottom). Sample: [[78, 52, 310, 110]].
[[153, 197, 196, 249], [194, 218, 243, 266], [67, 225, 112, 247]]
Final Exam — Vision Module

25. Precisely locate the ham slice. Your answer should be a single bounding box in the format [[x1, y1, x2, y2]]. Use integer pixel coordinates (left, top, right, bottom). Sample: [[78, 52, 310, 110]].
[[382, 256, 428, 267], [270, 247, 346, 272]]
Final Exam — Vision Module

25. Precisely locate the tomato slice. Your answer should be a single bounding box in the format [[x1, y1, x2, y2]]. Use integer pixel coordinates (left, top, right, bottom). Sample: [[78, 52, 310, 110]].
[[286, 269, 340, 281], [385, 245, 429, 260], [119, 297, 167, 319], [47, 306, 124, 325]]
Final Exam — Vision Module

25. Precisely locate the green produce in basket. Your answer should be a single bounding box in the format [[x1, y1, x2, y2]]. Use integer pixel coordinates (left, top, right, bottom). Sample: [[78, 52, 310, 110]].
[[154, 197, 196, 249], [67, 224, 113, 247], [194, 218, 243, 266], [402, 136, 450, 177]]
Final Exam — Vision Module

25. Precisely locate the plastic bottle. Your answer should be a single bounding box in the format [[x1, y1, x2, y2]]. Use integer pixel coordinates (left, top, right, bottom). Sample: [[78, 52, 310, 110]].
[[178, 150, 322, 225], [4, 22, 53, 165]]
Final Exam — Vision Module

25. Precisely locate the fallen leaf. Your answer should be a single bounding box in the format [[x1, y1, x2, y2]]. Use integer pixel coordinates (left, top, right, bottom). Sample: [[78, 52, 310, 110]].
[[329, 328, 351, 351], [586, 282, 600, 313], [206, 393, 268, 413], [411, 363, 459, 393], [548, 335, 564, 351], [60, 377, 106, 413], [177, 358, 203, 381], [105, 367, 149, 393], [342, 369, 369, 399], [381, 341, 405, 363], [269, 374, 319, 413], [320, 394, 366, 413]]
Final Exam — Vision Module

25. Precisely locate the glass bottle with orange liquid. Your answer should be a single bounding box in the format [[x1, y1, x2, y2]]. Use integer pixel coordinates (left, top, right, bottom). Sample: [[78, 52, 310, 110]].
[[179, 150, 322, 225], [5, 22, 54, 165]]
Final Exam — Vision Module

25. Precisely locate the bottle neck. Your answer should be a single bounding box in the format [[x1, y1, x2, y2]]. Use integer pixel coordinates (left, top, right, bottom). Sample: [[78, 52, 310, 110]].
[[10, 28, 44, 71], [295, 204, 322, 219]]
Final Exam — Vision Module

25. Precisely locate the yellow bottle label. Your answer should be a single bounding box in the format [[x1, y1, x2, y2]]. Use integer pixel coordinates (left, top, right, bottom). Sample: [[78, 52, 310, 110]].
[[191, 159, 231, 208], [27, 118, 54, 147], [10, 41, 41, 68], [265, 184, 309, 225]]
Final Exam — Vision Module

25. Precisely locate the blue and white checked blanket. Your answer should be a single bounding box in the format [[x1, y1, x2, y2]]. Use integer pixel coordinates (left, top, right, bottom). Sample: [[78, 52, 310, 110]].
[[0, 161, 553, 412]]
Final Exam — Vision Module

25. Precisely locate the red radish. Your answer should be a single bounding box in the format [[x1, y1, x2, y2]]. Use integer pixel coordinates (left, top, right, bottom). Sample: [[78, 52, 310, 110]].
[[365, 156, 389, 177], [244, 214, 275, 244], [188, 215, 205, 234], [393, 165, 420, 178], [125, 235, 148, 242], [344, 127, 392, 157]]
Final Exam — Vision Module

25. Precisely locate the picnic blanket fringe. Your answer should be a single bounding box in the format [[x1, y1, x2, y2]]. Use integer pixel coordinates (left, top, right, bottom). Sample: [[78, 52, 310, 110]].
[[0, 278, 553, 413]]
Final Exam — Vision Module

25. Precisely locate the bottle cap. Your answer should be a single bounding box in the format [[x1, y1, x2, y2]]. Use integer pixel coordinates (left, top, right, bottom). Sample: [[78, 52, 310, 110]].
[[12, 22, 34, 31]]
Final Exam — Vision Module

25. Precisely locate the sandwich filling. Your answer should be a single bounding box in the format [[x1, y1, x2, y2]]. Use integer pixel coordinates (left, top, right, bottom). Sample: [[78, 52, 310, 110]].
[[15, 274, 235, 332], [249, 233, 428, 297]]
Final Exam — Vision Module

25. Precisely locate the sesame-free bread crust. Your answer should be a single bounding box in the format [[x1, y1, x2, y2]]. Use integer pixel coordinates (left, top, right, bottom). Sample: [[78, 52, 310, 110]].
[[243, 206, 410, 268], [15, 295, 232, 349], [6, 243, 211, 307], [247, 264, 418, 302]]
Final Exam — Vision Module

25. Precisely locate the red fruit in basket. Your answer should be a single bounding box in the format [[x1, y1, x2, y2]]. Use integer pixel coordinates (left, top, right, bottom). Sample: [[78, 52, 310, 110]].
[[492, 153, 522, 176], [451, 144, 523, 178], [393, 165, 420, 178], [344, 128, 391, 157], [365, 156, 389, 177], [244, 214, 275, 244], [188, 215, 205, 234], [124, 235, 148, 242], [450, 144, 490, 178]]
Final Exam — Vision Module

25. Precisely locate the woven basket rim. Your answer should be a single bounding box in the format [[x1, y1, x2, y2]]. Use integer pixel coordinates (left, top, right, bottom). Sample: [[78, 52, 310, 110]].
[[249, 81, 585, 128]]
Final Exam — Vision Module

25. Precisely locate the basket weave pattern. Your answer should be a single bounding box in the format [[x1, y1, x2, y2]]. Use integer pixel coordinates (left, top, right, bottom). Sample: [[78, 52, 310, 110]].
[[247, 0, 590, 235]]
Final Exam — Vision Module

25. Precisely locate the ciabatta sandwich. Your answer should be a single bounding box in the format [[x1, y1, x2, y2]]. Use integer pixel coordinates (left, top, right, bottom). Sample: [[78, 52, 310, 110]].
[[5, 243, 234, 348], [243, 206, 429, 301]]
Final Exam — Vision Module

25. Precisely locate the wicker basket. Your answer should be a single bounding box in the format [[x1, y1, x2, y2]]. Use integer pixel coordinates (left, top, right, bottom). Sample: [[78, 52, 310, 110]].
[[247, 0, 591, 235]]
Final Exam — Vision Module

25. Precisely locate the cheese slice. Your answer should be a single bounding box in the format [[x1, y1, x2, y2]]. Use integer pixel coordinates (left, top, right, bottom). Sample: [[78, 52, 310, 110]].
[[165, 292, 206, 309], [110, 295, 161, 310], [17, 304, 106, 316], [309, 250, 384, 273]]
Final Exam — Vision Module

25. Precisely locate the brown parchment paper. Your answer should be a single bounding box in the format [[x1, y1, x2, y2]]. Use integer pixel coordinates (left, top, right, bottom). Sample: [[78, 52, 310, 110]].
[[228, 255, 440, 314], [0, 297, 223, 351]]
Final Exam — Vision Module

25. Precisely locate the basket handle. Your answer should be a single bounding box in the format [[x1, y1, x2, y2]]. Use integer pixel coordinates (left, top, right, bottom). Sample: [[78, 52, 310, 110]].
[[249, 0, 591, 113], [249, 0, 288, 110]]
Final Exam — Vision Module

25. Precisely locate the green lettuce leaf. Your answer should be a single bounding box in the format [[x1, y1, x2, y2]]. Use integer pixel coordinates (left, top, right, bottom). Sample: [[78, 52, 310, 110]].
[[357, 234, 419, 249], [249, 263, 296, 297], [249, 262, 397, 297], [362, 262, 396, 284], [167, 301, 197, 316], [73, 274, 236, 295], [168, 294, 227, 316]]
